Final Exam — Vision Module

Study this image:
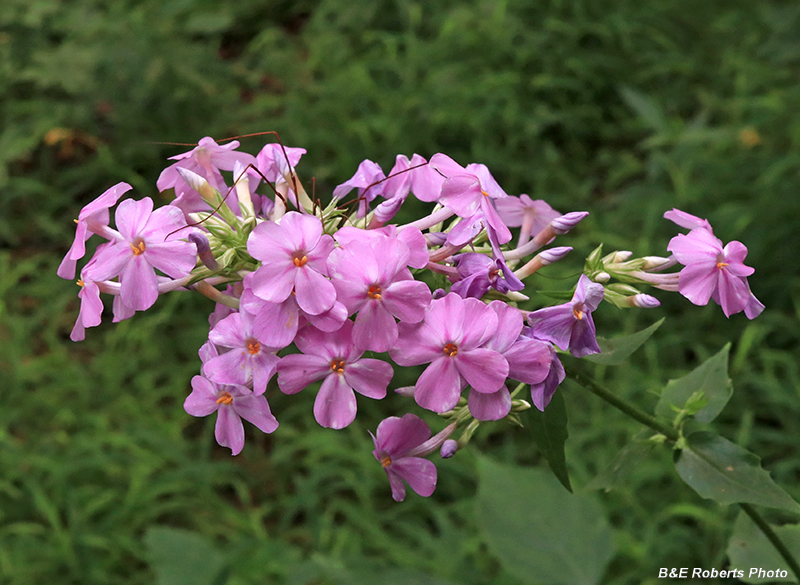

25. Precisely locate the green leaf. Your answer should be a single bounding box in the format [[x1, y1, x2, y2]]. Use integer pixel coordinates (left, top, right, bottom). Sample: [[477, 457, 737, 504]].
[[727, 512, 800, 583], [585, 318, 664, 365], [144, 527, 230, 585], [655, 344, 732, 423], [586, 441, 658, 493], [477, 458, 615, 585], [525, 390, 572, 492], [619, 86, 668, 131], [675, 432, 800, 513]]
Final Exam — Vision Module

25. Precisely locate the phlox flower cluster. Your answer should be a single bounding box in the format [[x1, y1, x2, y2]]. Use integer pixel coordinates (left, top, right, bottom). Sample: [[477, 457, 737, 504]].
[[59, 136, 763, 501]]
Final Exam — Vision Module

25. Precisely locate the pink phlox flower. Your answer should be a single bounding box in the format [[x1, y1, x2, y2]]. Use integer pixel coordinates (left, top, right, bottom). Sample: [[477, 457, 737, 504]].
[[276, 321, 392, 429], [84, 197, 197, 312], [391, 293, 509, 413], [667, 227, 764, 318], [157, 137, 257, 204], [184, 371, 279, 456], [527, 274, 604, 358], [371, 413, 438, 502], [664, 208, 713, 232], [429, 154, 512, 244], [382, 154, 440, 202], [495, 195, 561, 247], [328, 235, 432, 352], [466, 302, 553, 420], [203, 308, 281, 395], [246, 212, 337, 316], [58, 182, 133, 279], [332, 159, 386, 218], [452, 224, 523, 299]]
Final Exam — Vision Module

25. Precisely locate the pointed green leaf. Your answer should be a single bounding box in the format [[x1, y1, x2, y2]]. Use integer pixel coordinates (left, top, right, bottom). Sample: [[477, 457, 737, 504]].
[[477, 458, 615, 585], [145, 527, 229, 585], [656, 344, 732, 423], [585, 318, 664, 365], [727, 512, 800, 583], [525, 390, 572, 492], [675, 432, 800, 513]]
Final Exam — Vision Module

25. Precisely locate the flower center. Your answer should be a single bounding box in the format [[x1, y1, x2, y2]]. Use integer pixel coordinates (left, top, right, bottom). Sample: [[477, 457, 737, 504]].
[[130, 240, 146, 256], [216, 392, 233, 405], [716, 262, 729, 269], [330, 358, 346, 374], [380, 455, 392, 468], [77, 279, 85, 288], [246, 338, 261, 355], [443, 343, 459, 357], [293, 254, 308, 267], [573, 307, 584, 320], [367, 284, 382, 300]]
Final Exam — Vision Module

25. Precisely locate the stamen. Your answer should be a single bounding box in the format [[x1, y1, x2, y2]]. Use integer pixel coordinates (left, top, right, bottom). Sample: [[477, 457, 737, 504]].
[[573, 307, 584, 320], [73, 218, 79, 224], [330, 358, 346, 374], [368, 285, 382, 300], [481, 189, 489, 197], [77, 279, 85, 288], [716, 262, 729, 269], [130, 241, 146, 256], [380, 455, 392, 468], [293, 255, 308, 267], [246, 338, 261, 355], [216, 392, 233, 405], [443, 343, 459, 357]]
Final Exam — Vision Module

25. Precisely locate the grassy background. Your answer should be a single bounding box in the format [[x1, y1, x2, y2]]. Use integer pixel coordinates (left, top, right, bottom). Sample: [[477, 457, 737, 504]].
[[1, 0, 799, 583]]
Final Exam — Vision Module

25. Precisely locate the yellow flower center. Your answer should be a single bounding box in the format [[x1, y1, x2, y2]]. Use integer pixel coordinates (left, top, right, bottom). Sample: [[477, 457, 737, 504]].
[[130, 241, 146, 256], [246, 338, 261, 355], [443, 343, 459, 357], [330, 358, 346, 374], [368, 285, 382, 300], [293, 255, 308, 267], [380, 455, 392, 468], [216, 392, 233, 405], [573, 307, 584, 320]]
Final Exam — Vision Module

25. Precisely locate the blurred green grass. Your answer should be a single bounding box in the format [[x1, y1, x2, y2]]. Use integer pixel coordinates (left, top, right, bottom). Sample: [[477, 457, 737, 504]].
[[1, 0, 799, 583]]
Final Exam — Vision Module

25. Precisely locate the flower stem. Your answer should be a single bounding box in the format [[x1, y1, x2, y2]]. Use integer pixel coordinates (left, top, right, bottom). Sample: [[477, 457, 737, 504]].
[[566, 367, 800, 582], [740, 503, 800, 583], [564, 368, 678, 441]]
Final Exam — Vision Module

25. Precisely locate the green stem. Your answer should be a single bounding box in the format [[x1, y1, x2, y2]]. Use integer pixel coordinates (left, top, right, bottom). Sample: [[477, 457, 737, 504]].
[[740, 503, 800, 583], [565, 366, 800, 582], [564, 368, 678, 441]]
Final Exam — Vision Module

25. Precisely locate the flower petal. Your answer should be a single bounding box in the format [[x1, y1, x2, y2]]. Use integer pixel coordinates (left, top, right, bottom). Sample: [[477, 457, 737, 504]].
[[415, 357, 462, 413], [215, 405, 245, 455], [313, 374, 357, 429]]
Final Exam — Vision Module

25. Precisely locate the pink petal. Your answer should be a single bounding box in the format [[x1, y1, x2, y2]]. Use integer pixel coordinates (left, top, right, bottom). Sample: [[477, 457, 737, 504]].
[[294, 267, 336, 315], [277, 353, 330, 394], [678, 263, 718, 306], [251, 298, 299, 348], [382, 280, 431, 323], [375, 414, 431, 456], [232, 394, 279, 434], [209, 313, 246, 348], [344, 358, 392, 399], [115, 197, 154, 241], [249, 263, 296, 304], [353, 301, 398, 352], [468, 386, 511, 421], [439, 175, 483, 218], [487, 301, 523, 353], [145, 241, 197, 279], [390, 457, 437, 497], [455, 348, 508, 393], [305, 300, 348, 332], [203, 349, 250, 386], [415, 357, 462, 413], [314, 374, 357, 429], [184, 376, 220, 417], [215, 406, 245, 455], [120, 255, 159, 311]]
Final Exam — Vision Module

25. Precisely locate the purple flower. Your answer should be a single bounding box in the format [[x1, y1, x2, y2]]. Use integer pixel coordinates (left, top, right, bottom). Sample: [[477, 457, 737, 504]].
[[246, 212, 337, 316], [332, 159, 386, 218], [184, 367, 279, 456], [256, 143, 306, 183], [371, 414, 437, 502], [429, 154, 512, 244], [157, 137, 256, 207], [84, 198, 197, 311], [667, 227, 764, 318], [276, 321, 392, 429], [495, 195, 561, 247], [327, 235, 431, 352], [391, 293, 509, 413], [527, 275, 604, 358], [57, 182, 133, 279], [70, 276, 103, 342], [203, 309, 281, 395], [526, 338, 566, 411]]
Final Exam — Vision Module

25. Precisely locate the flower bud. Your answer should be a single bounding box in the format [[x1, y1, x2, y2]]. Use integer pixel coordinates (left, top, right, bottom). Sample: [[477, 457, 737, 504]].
[[593, 271, 611, 283], [233, 161, 255, 218], [551, 211, 589, 234], [632, 293, 660, 309], [440, 439, 458, 459], [432, 288, 448, 300], [372, 196, 405, 225], [538, 246, 572, 266], [176, 167, 217, 204], [188, 232, 219, 270], [610, 250, 633, 263], [641, 256, 676, 271], [394, 386, 416, 397]]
